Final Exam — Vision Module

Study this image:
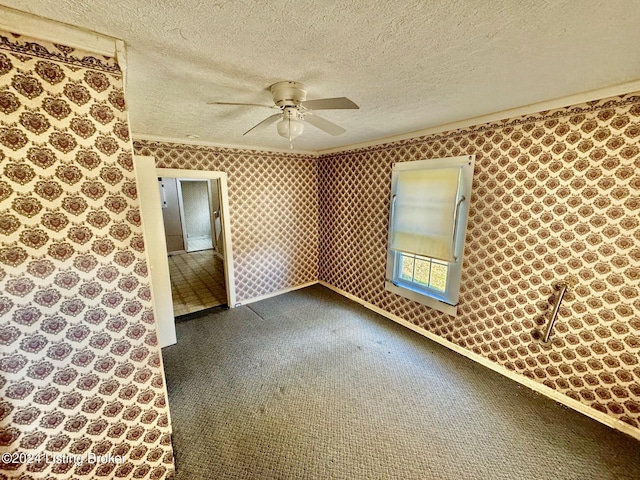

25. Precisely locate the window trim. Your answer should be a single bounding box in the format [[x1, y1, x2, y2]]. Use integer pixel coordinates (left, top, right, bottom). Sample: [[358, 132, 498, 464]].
[[385, 155, 475, 317]]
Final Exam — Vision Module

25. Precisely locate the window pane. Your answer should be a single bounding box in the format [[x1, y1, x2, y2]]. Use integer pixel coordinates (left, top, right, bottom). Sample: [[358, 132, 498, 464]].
[[399, 254, 414, 281], [413, 258, 431, 286], [429, 262, 448, 292], [386, 156, 474, 308]]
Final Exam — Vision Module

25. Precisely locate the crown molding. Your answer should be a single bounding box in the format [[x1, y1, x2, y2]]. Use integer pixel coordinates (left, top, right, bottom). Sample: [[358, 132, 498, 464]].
[[136, 80, 640, 158], [3, 6, 638, 158], [132, 133, 318, 156], [0, 5, 118, 57], [317, 80, 640, 156]]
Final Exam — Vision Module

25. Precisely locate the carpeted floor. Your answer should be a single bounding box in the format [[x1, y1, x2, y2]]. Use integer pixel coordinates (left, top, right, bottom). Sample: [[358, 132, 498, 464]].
[[162, 285, 640, 479]]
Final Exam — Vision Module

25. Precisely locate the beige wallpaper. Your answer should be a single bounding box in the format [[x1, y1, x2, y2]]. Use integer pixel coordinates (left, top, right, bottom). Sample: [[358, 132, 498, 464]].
[[135, 95, 640, 435], [3, 20, 636, 480], [0, 33, 173, 478], [319, 93, 640, 431], [133, 140, 319, 303]]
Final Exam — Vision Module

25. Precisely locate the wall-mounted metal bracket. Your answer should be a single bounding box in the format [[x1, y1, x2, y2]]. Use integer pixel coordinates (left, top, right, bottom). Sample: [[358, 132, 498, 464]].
[[542, 283, 568, 343]]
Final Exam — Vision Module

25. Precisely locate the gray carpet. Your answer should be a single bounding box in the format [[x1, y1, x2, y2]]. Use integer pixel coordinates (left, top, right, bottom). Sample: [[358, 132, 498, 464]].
[[162, 285, 640, 479]]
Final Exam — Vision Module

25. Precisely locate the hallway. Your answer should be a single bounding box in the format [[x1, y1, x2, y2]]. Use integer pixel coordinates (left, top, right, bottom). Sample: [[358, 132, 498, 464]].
[[168, 250, 227, 316]]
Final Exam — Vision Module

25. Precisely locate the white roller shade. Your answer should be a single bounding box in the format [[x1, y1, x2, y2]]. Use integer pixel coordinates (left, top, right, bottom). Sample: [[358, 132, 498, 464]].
[[389, 167, 461, 262]]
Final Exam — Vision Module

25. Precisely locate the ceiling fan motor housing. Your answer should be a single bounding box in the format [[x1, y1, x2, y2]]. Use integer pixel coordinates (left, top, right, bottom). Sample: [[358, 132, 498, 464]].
[[271, 81, 308, 107], [282, 106, 302, 120], [217, 80, 355, 138]]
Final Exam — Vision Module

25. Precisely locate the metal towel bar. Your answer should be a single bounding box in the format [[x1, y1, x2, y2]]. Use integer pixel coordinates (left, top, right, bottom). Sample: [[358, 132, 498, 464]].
[[542, 283, 568, 343]]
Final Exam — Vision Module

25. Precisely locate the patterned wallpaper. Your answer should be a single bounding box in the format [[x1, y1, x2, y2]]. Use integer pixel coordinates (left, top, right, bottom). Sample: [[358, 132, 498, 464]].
[[0, 33, 173, 478], [133, 140, 319, 303], [318, 94, 640, 431]]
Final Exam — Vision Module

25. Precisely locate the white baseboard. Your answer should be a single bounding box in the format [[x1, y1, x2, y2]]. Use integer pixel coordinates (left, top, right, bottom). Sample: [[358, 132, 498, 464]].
[[236, 281, 319, 307], [318, 280, 640, 441]]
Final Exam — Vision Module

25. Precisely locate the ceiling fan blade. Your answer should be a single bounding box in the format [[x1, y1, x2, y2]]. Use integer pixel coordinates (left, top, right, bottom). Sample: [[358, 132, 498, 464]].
[[304, 113, 346, 136], [208, 101, 277, 109], [243, 113, 282, 136], [300, 97, 359, 110]]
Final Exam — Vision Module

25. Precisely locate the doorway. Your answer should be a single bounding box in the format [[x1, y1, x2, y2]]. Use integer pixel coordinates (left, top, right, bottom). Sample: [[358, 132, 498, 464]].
[[134, 157, 236, 348], [175, 179, 213, 253], [160, 177, 227, 316]]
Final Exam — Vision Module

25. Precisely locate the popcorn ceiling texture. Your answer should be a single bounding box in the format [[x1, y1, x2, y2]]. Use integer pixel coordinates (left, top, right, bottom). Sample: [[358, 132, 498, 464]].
[[0, 33, 174, 478], [5, 0, 640, 151], [132, 140, 319, 303], [1, 19, 637, 480], [134, 94, 640, 436], [318, 94, 640, 431]]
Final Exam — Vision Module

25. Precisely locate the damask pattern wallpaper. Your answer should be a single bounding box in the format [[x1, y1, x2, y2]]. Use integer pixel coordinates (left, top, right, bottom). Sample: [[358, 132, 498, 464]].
[[135, 95, 640, 435], [3, 19, 637, 480], [318, 94, 640, 431], [133, 140, 319, 304], [0, 33, 173, 478]]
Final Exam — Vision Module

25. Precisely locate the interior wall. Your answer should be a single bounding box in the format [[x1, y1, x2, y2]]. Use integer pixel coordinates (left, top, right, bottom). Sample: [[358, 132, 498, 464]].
[[133, 141, 319, 303], [159, 177, 184, 253], [180, 180, 211, 240], [0, 33, 174, 477], [318, 93, 640, 433]]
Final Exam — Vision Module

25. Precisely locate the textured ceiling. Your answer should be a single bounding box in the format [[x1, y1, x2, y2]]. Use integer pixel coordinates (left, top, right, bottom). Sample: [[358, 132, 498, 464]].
[[4, 0, 640, 152]]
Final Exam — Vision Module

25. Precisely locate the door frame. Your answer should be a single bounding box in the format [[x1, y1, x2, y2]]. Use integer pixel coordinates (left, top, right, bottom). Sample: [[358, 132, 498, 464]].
[[134, 157, 236, 348], [209, 178, 224, 258], [160, 169, 236, 309], [207, 179, 218, 254]]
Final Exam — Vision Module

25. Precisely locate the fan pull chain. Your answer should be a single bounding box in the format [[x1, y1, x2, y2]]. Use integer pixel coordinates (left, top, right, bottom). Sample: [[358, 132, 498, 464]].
[[289, 115, 293, 149]]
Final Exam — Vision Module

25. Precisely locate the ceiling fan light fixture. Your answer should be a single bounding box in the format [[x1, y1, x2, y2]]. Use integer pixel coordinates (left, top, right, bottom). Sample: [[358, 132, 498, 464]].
[[277, 116, 304, 140], [212, 81, 358, 142], [277, 107, 304, 142]]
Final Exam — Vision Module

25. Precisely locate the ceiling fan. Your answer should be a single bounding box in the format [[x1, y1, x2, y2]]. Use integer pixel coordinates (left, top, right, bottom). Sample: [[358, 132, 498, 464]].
[[208, 81, 359, 146]]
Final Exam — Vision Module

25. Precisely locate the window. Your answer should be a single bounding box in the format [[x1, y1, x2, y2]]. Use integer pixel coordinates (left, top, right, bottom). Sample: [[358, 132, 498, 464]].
[[385, 155, 475, 316]]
